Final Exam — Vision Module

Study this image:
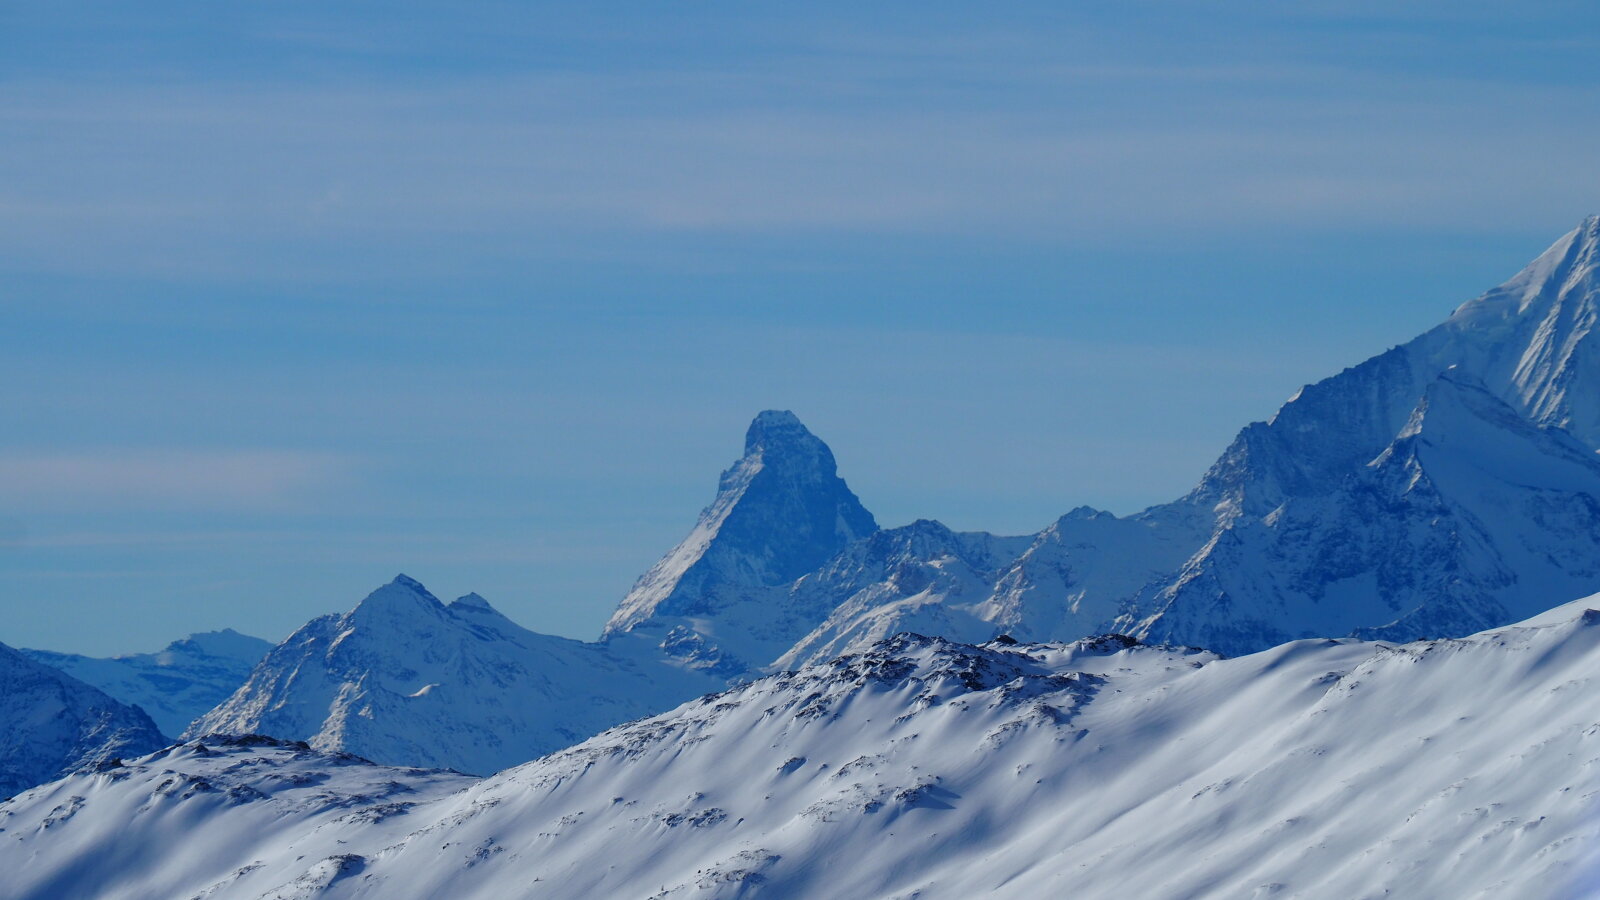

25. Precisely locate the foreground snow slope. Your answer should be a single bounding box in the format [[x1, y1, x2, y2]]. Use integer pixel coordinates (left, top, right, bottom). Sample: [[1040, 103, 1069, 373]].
[[0, 736, 474, 900], [24, 629, 273, 736], [10, 599, 1600, 899], [0, 642, 168, 799]]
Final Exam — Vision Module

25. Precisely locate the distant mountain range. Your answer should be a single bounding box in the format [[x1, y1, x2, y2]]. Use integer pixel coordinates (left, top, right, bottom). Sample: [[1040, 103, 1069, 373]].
[[23, 629, 272, 736], [611, 215, 1600, 665], [12, 216, 1600, 790]]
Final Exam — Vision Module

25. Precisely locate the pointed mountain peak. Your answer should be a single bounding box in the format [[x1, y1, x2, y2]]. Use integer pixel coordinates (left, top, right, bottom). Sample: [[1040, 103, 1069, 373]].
[[348, 574, 447, 620], [1450, 216, 1600, 326], [743, 409, 829, 459], [602, 410, 878, 659], [388, 573, 429, 592], [1395, 368, 1514, 439], [449, 592, 495, 612], [1058, 505, 1111, 523]]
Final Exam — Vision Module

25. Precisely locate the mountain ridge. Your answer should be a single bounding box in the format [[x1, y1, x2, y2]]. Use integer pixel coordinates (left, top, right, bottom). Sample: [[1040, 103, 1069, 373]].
[[8, 598, 1600, 898], [187, 574, 722, 774], [0, 641, 169, 799], [20, 629, 270, 740]]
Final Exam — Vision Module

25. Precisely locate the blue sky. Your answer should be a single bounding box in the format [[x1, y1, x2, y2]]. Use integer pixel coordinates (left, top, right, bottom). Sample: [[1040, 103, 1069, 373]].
[[4, 2, 1599, 654]]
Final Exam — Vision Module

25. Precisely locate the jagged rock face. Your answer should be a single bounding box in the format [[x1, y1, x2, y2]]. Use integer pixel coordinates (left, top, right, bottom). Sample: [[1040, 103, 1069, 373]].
[[602, 410, 879, 675], [187, 576, 721, 775], [1438, 214, 1600, 446], [1122, 372, 1600, 655], [23, 629, 273, 737], [11, 604, 1600, 899], [1192, 215, 1600, 520], [1110, 220, 1600, 652], [771, 521, 1034, 669], [0, 642, 168, 799]]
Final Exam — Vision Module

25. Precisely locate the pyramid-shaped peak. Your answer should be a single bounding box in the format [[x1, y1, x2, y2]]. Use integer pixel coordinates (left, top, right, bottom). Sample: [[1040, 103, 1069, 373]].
[[602, 408, 878, 653], [1408, 368, 1508, 428], [743, 409, 824, 456], [1381, 368, 1528, 449], [1058, 505, 1112, 524], [389, 573, 430, 592]]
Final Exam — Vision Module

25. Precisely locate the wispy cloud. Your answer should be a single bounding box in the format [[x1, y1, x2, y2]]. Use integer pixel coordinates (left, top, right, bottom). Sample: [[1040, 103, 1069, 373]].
[[3, 40, 1598, 284], [0, 450, 352, 512]]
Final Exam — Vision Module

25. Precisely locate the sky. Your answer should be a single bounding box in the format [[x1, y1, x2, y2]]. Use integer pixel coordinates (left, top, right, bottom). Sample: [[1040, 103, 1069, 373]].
[[4, 2, 1600, 655]]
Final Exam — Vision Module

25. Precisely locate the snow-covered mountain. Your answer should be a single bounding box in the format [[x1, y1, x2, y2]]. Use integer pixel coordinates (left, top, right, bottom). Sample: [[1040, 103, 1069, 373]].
[[1111, 216, 1600, 650], [188, 575, 722, 775], [650, 218, 1600, 663], [770, 520, 1033, 667], [1125, 369, 1600, 653], [16, 219, 1593, 808], [0, 641, 168, 799], [602, 409, 879, 676], [10, 600, 1600, 899], [24, 629, 273, 736], [776, 505, 1206, 668]]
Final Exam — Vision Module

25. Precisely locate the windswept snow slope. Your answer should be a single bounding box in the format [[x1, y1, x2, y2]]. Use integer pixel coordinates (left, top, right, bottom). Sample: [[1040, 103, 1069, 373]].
[[0, 736, 474, 900], [0, 641, 168, 799], [9, 600, 1600, 898], [24, 629, 272, 736]]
